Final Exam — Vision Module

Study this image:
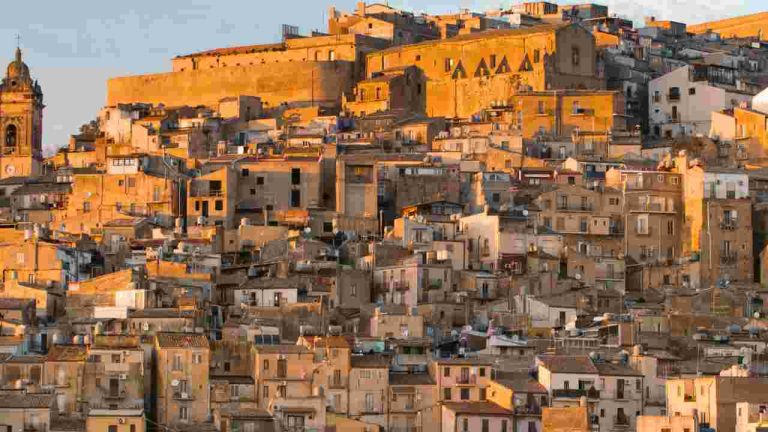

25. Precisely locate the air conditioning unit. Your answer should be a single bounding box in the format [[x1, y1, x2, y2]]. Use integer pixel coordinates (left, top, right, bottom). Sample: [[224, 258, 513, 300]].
[[181, 392, 189, 399], [119, 374, 128, 380], [278, 354, 287, 360]]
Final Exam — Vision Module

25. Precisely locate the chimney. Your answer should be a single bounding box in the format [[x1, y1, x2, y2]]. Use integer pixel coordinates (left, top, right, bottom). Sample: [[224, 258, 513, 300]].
[[357, 1, 366, 16]]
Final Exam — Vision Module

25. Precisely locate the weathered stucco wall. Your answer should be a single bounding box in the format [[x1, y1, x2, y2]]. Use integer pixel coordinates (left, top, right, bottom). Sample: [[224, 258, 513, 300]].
[[107, 61, 355, 109]]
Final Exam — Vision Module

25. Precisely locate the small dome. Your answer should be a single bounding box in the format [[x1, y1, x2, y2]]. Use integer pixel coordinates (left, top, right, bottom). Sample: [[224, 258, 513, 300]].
[[6, 47, 30, 79]]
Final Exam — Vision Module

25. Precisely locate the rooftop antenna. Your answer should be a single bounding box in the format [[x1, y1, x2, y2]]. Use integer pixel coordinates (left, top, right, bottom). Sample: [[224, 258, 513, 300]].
[[15, 33, 21, 49]]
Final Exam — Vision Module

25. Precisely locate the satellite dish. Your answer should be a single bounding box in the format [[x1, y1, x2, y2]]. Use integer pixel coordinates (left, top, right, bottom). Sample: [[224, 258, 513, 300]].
[[304, 227, 312, 234], [171, 379, 179, 386], [575, 273, 582, 280], [522, 210, 529, 216]]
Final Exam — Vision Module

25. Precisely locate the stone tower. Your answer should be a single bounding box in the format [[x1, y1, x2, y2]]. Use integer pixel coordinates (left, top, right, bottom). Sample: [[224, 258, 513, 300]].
[[0, 47, 43, 178]]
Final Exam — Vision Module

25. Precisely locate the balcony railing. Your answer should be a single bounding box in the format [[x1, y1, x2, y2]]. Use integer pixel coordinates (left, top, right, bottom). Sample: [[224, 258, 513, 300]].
[[189, 189, 224, 197], [613, 416, 630, 428], [720, 220, 737, 230], [553, 388, 600, 399], [426, 279, 443, 290], [556, 203, 593, 211], [514, 405, 542, 415], [173, 391, 195, 401], [455, 375, 477, 385], [328, 377, 346, 389], [393, 281, 410, 291], [720, 252, 738, 265]]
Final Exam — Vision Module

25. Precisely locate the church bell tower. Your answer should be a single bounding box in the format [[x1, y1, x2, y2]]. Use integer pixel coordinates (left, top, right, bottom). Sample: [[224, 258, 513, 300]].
[[0, 47, 43, 178]]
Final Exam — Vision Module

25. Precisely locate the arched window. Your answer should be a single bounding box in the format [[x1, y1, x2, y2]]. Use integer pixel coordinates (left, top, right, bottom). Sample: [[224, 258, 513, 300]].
[[5, 125, 17, 149]]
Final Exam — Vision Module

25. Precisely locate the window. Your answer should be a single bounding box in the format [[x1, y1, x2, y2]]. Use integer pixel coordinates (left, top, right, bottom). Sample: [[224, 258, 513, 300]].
[[481, 419, 489, 432], [215, 200, 223, 211], [172, 354, 183, 371], [572, 101, 580, 114], [118, 179, 124, 187], [667, 220, 674, 235], [534, 49, 540, 63], [108, 426, 117, 432], [460, 388, 470, 400], [278, 385, 287, 397], [443, 388, 451, 400], [179, 406, 189, 421], [444, 367, 450, 377], [83, 202, 91, 213], [192, 353, 202, 364], [689, 87, 696, 95], [365, 393, 375, 412], [479, 367, 486, 377], [444, 58, 454, 72], [277, 359, 287, 378], [250, 188, 256, 195], [263, 385, 269, 398], [290, 189, 301, 207], [462, 419, 469, 432], [479, 388, 486, 400], [572, 46, 580, 66], [490, 55, 497, 69], [492, 193, 500, 203], [127, 177, 136, 188], [291, 168, 301, 185], [111, 354, 121, 363], [241, 168, 249, 177], [5, 125, 17, 149], [257, 176, 264, 185], [537, 101, 546, 114], [501, 420, 508, 432]]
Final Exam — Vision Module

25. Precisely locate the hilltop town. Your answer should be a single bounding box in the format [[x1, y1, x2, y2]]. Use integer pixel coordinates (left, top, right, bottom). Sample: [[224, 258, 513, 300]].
[[0, 1, 768, 432]]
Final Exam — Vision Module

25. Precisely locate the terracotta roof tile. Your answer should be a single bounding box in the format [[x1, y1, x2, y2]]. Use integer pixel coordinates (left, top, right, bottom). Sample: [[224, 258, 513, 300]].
[[156, 332, 209, 349], [0, 393, 53, 409]]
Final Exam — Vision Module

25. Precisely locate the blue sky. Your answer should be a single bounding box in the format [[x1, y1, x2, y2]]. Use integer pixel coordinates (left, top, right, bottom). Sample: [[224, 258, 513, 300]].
[[0, 0, 761, 153]]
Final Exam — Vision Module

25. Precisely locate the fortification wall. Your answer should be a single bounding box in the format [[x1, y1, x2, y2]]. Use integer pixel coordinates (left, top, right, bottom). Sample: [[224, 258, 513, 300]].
[[107, 61, 355, 109], [688, 12, 768, 40]]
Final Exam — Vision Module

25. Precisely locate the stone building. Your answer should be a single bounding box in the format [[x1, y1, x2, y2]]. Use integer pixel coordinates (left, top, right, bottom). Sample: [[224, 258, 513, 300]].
[[0, 48, 43, 179], [366, 23, 603, 118]]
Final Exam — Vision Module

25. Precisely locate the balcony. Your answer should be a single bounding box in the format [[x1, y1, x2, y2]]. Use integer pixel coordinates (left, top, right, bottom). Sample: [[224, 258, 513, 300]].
[[720, 252, 738, 265], [104, 390, 127, 400], [553, 388, 600, 399], [455, 375, 477, 385], [556, 203, 593, 212], [173, 391, 195, 401], [393, 281, 410, 292], [613, 416, 630, 429], [426, 279, 443, 290], [514, 405, 542, 416], [719, 220, 737, 230], [328, 377, 346, 389], [189, 189, 224, 197]]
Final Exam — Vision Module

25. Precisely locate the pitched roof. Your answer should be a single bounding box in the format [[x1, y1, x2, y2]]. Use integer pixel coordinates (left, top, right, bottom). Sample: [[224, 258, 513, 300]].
[[0, 393, 53, 409], [538, 355, 598, 374], [442, 401, 513, 416], [351, 354, 391, 368], [389, 373, 435, 386], [594, 361, 644, 377], [46, 345, 88, 362], [493, 373, 548, 394], [156, 332, 209, 349]]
